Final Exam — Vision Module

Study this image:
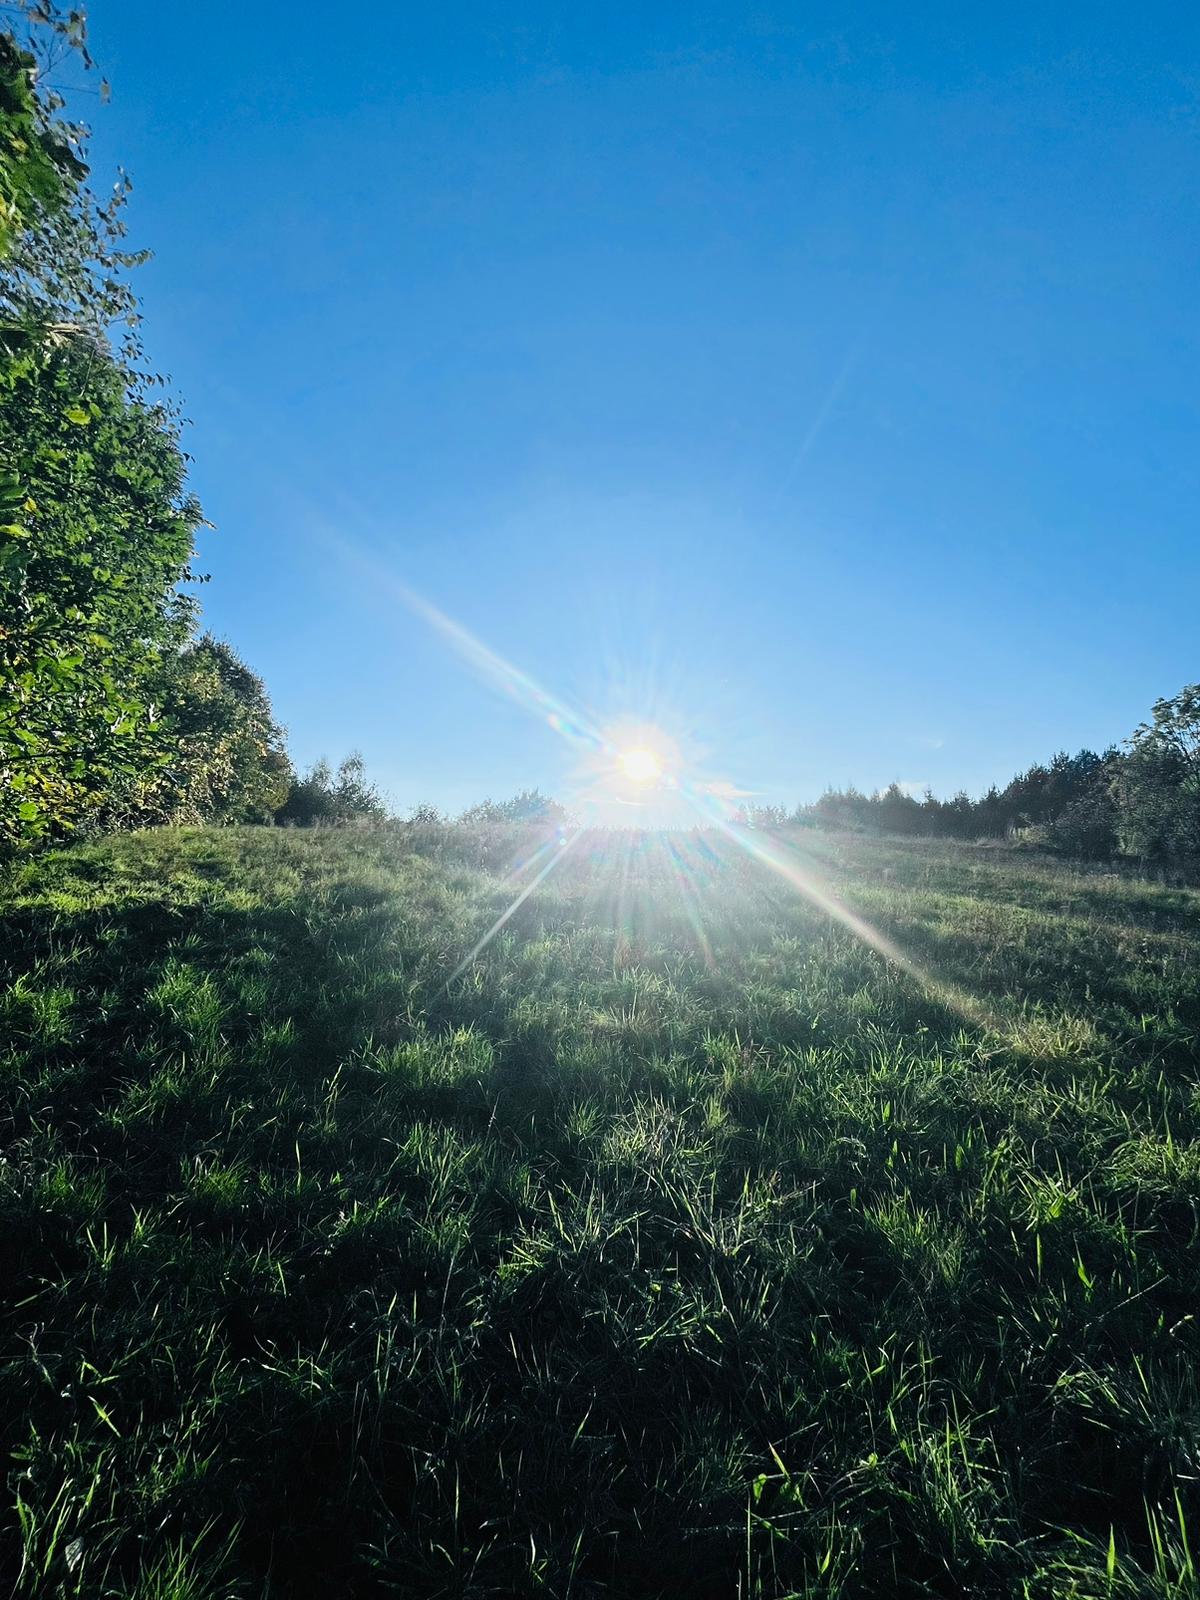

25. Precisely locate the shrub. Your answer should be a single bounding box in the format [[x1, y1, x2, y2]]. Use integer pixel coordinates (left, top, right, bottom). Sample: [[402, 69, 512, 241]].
[[276, 752, 387, 826]]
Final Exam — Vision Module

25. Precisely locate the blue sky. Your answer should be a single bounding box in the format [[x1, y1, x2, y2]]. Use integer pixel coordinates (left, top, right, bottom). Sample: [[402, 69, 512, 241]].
[[81, 1, 1199, 815]]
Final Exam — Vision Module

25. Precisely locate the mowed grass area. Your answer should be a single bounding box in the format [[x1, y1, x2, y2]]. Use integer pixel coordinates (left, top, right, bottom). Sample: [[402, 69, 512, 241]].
[[2, 826, 1199, 1599]]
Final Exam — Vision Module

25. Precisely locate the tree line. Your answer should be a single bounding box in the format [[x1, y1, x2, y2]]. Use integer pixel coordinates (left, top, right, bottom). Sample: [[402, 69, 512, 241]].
[[746, 685, 1200, 862]]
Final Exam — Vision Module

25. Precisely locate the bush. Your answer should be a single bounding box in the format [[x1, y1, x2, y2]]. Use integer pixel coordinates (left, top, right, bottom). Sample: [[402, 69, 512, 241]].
[[457, 788, 567, 825], [275, 753, 387, 826], [1045, 789, 1118, 860]]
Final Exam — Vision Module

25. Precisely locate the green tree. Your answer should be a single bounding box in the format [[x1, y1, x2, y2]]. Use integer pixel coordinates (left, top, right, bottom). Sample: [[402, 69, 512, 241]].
[[1, 4, 137, 368], [458, 788, 567, 825], [1112, 684, 1200, 859], [0, 28, 84, 259], [0, 344, 200, 844], [0, 3, 204, 848], [276, 753, 387, 827], [127, 636, 292, 825]]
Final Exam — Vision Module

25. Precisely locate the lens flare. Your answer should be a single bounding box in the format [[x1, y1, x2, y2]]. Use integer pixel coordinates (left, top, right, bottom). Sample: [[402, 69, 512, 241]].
[[307, 521, 990, 1028]]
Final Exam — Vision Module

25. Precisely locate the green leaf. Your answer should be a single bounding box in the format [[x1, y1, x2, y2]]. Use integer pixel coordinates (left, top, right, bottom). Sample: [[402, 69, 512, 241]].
[[17, 801, 39, 822], [63, 405, 91, 426]]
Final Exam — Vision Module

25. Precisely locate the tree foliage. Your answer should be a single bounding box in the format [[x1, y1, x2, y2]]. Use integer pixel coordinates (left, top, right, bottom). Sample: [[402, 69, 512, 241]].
[[1111, 685, 1200, 860], [276, 752, 387, 827], [457, 788, 567, 825], [0, 2, 206, 848], [0, 2, 373, 849], [0, 342, 201, 844], [0, 3, 139, 368], [0, 27, 84, 259], [128, 636, 292, 826]]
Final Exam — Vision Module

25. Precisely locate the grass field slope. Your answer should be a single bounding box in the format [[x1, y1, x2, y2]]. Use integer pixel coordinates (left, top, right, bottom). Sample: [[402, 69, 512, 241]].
[[2, 825, 1199, 1599]]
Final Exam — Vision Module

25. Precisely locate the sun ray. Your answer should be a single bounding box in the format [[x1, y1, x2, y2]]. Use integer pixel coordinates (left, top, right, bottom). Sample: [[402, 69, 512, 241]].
[[492, 827, 570, 891], [443, 829, 580, 993], [663, 834, 715, 967], [680, 789, 997, 1031], [315, 532, 611, 758]]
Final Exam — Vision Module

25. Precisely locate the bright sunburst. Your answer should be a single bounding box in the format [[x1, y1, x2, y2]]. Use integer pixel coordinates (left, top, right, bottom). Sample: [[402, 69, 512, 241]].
[[617, 746, 663, 785]]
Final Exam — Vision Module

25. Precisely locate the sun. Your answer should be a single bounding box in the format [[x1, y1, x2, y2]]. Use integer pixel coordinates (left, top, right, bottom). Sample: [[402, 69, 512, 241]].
[[617, 746, 663, 785]]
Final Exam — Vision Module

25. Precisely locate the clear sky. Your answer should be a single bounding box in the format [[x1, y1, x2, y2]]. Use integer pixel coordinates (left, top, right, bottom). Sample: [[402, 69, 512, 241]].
[[80, 1, 1199, 816]]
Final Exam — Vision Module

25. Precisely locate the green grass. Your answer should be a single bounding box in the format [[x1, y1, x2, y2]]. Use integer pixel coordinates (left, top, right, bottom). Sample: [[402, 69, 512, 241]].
[[1, 823, 1199, 1598]]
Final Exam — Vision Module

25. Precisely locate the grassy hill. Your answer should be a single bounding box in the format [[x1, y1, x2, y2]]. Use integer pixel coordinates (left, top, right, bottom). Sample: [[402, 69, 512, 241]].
[[1, 825, 1198, 1598]]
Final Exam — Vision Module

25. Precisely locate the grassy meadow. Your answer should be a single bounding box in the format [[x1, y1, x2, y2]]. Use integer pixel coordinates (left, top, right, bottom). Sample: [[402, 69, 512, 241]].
[[1, 823, 1199, 1598]]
